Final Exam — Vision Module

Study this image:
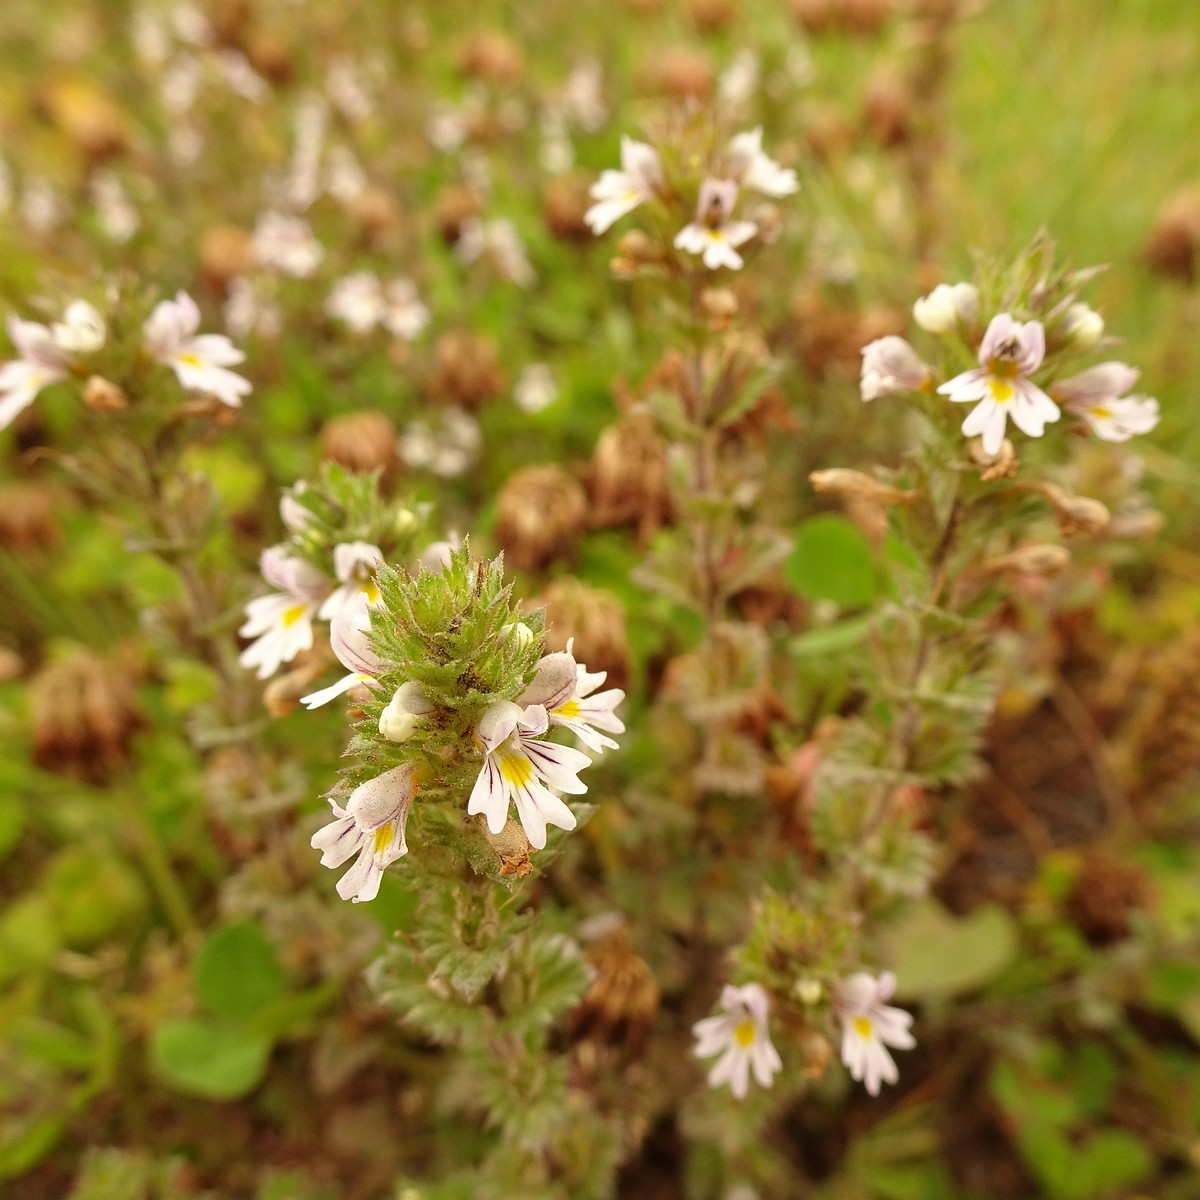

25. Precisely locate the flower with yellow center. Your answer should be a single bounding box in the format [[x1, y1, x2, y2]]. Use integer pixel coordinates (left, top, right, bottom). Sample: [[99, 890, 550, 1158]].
[[692, 982, 782, 1100], [938, 313, 1060, 456], [238, 545, 329, 680], [518, 641, 625, 755], [1051, 361, 1160, 443], [311, 761, 423, 903], [674, 178, 757, 272], [585, 137, 664, 235], [143, 289, 251, 409], [467, 699, 591, 849], [318, 541, 384, 620], [836, 971, 915, 1096]]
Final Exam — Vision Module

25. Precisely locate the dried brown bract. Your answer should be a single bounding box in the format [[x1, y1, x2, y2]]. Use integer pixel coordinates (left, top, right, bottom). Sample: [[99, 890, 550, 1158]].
[[1142, 185, 1200, 284]]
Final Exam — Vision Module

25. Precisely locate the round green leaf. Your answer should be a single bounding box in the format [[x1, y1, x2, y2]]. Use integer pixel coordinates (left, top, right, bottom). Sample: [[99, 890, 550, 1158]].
[[882, 899, 1018, 999], [784, 515, 878, 608], [194, 920, 287, 1021], [150, 1019, 271, 1100]]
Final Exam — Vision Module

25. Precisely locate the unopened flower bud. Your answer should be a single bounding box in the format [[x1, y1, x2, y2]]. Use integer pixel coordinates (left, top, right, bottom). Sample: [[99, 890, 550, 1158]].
[[986, 543, 1071, 577], [616, 229, 660, 264], [913, 281, 979, 333], [810, 468, 915, 506], [793, 977, 822, 1005], [393, 507, 418, 537], [1058, 302, 1104, 350], [378, 681, 433, 743], [502, 620, 535, 649], [83, 375, 127, 413]]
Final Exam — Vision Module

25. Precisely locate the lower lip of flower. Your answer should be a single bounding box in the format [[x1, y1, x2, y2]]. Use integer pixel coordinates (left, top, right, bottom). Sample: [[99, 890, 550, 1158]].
[[734, 1019, 756, 1047], [852, 1016, 873, 1039]]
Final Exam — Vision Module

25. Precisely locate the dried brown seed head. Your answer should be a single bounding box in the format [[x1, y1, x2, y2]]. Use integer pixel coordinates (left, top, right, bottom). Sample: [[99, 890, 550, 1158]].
[[495, 465, 589, 573]]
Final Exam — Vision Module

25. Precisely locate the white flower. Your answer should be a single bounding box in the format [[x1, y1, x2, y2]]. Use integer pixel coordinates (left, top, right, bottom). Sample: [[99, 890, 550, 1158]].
[[467, 700, 591, 849], [938, 313, 1060, 456], [519, 645, 625, 754], [514, 363, 557, 414], [311, 762, 421, 902], [379, 682, 434, 742], [912, 282, 980, 334], [585, 137, 664, 235], [727, 127, 798, 197], [0, 315, 67, 430], [399, 410, 480, 477], [456, 218, 534, 287], [51, 300, 106, 355], [1052, 362, 1159, 442], [326, 272, 385, 333], [238, 546, 328, 680], [223, 277, 282, 341], [90, 171, 139, 243], [251, 211, 323, 278], [692, 983, 782, 1100], [1058, 302, 1104, 350], [382, 279, 430, 341], [301, 590, 385, 709], [144, 290, 252, 408], [417, 533, 461, 573], [674, 179, 757, 272], [836, 971, 915, 1096], [860, 336, 931, 402], [318, 541, 383, 620]]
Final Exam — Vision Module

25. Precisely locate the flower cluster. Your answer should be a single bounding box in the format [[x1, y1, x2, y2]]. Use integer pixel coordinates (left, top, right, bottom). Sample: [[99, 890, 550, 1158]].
[[238, 469, 429, 688], [693, 970, 915, 1101], [0, 290, 249, 430], [307, 547, 625, 900], [585, 126, 797, 272], [860, 279, 1160, 456]]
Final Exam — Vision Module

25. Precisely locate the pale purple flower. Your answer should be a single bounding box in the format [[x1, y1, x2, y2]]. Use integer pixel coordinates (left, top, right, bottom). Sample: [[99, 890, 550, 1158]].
[[727, 127, 798, 197], [585, 137, 664, 235], [692, 982, 782, 1100], [860, 336, 932, 402], [311, 762, 421, 902], [519, 643, 625, 754], [0, 316, 68, 429], [938, 313, 1060, 455], [467, 700, 590, 849], [836, 971, 915, 1096], [238, 547, 329, 680], [144, 290, 252, 408], [318, 541, 383, 620], [674, 179, 757, 271], [251, 211, 323, 278], [1052, 362, 1160, 442], [301, 591, 384, 709]]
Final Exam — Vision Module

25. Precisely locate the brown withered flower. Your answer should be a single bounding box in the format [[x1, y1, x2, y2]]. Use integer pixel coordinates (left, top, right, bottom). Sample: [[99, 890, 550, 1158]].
[[689, 0, 737, 33], [434, 184, 483, 245], [352, 187, 400, 242], [31, 648, 143, 782], [0, 480, 64, 552], [494, 465, 589, 573], [569, 925, 660, 1057], [319, 410, 399, 482], [543, 173, 595, 243], [458, 31, 526, 86], [200, 226, 255, 292], [863, 66, 913, 148], [534, 577, 632, 692], [428, 331, 504, 409], [588, 412, 672, 540], [639, 48, 714, 101], [1142, 185, 1200, 284], [1066, 853, 1151, 946]]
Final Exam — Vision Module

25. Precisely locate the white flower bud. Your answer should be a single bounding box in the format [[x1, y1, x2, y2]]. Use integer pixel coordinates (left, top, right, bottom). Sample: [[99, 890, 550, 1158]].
[[379, 681, 433, 741], [393, 507, 418, 536], [793, 977, 822, 1005], [502, 620, 534, 648], [1059, 302, 1104, 349], [912, 282, 979, 333]]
